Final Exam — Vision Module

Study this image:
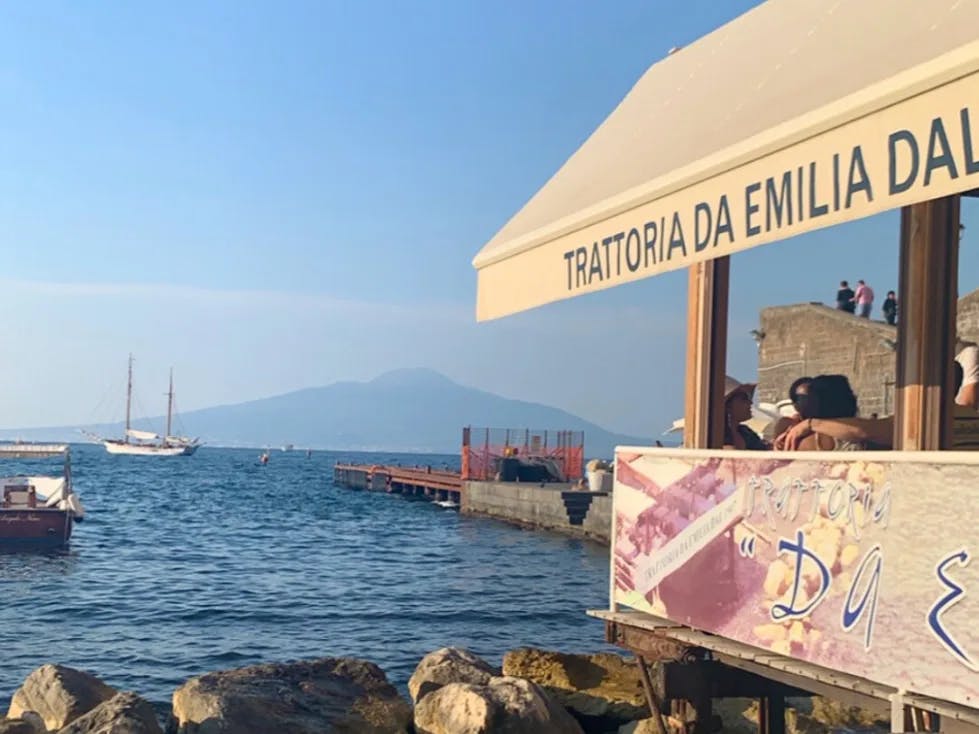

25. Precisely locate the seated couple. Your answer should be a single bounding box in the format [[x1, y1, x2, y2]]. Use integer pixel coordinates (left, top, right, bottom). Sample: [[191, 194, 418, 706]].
[[771, 375, 886, 451], [724, 374, 873, 452], [771, 343, 979, 451]]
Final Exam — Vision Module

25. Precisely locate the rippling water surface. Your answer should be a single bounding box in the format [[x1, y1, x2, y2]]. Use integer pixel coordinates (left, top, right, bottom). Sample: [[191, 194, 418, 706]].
[[0, 445, 610, 709]]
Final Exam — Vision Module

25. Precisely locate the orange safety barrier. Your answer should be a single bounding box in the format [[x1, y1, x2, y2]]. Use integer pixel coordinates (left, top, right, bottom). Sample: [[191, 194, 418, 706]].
[[460, 427, 584, 481]]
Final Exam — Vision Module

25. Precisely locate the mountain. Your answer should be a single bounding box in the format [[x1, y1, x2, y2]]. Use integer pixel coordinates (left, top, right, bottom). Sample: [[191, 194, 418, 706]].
[[0, 368, 648, 456]]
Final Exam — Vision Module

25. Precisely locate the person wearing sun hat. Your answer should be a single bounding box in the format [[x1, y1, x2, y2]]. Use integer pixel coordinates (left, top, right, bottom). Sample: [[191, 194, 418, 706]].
[[723, 376, 767, 450]]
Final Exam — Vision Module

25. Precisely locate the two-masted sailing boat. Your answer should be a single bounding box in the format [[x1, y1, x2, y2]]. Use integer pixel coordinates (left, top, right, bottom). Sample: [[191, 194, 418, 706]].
[[97, 355, 200, 456]]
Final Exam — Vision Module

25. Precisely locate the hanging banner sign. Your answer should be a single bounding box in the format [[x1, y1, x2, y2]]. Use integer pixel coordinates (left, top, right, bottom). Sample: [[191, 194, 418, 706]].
[[612, 448, 979, 710], [477, 70, 979, 321]]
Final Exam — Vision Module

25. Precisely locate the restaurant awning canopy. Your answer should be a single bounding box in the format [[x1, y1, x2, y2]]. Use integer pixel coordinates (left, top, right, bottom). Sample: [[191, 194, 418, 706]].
[[473, 0, 979, 321]]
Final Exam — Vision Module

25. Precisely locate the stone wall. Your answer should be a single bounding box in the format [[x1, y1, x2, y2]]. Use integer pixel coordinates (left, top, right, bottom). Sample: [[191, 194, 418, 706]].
[[462, 481, 611, 543], [756, 304, 897, 417], [757, 288, 979, 416], [957, 288, 979, 344]]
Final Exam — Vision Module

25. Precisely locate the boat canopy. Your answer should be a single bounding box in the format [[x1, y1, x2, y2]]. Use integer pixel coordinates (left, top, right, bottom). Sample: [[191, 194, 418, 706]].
[[0, 444, 69, 459], [0, 475, 67, 496], [473, 0, 979, 321], [126, 428, 159, 441]]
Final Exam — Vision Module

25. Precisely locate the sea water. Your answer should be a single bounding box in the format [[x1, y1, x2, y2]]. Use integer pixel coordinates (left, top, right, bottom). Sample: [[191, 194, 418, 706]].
[[0, 445, 609, 709]]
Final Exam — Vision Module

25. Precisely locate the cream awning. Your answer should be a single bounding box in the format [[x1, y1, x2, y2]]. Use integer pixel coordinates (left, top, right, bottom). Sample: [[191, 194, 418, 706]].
[[474, 0, 979, 321]]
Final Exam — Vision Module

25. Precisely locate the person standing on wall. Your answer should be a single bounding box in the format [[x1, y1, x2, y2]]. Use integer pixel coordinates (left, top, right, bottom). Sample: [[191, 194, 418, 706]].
[[882, 290, 898, 325], [836, 280, 855, 313], [853, 279, 874, 318]]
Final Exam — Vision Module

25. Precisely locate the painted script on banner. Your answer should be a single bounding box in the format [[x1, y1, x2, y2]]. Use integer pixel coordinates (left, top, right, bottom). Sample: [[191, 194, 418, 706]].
[[612, 450, 979, 710]]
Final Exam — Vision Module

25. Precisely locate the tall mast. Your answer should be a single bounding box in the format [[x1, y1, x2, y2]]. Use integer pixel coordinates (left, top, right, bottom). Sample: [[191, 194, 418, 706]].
[[166, 368, 174, 440], [125, 354, 133, 442]]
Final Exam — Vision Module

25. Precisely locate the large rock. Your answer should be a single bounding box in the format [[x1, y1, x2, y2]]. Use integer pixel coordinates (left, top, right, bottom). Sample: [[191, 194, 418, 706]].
[[0, 719, 40, 734], [169, 657, 411, 733], [618, 715, 686, 734], [712, 698, 758, 734], [414, 676, 584, 734], [502, 648, 647, 725], [716, 698, 886, 734], [7, 665, 118, 731], [408, 648, 499, 704], [56, 692, 162, 734], [18, 713, 44, 733], [809, 698, 886, 730]]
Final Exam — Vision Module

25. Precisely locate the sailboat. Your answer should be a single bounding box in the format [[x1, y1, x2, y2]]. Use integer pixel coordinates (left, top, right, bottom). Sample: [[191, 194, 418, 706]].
[[96, 355, 201, 457]]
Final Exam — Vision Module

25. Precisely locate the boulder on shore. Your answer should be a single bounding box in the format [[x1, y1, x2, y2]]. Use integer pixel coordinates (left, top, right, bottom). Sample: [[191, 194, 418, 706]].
[[502, 648, 647, 725], [809, 698, 887, 730], [717, 697, 888, 734], [7, 664, 118, 732], [169, 657, 411, 734], [618, 715, 687, 734], [56, 692, 162, 734], [0, 718, 41, 734], [408, 648, 499, 704], [414, 676, 584, 734]]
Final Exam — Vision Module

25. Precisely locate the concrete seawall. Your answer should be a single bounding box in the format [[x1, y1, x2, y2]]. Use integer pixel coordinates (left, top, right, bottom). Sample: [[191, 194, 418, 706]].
[[462, 481, 611, 543]]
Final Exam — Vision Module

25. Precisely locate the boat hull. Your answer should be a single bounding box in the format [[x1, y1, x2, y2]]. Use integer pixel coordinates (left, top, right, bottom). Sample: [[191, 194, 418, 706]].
[[103, 441, 193, 456], [0, 508, 72, 547]]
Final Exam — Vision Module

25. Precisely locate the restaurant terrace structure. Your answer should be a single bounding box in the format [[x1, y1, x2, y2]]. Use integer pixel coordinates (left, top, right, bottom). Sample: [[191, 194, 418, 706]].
[[473, 2, 979, 733]]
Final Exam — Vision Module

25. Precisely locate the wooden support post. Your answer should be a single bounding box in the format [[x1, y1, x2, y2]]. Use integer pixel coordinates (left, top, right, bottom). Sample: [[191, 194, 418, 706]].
[[692, 689, 714, 734], [888, 694, 939, 733], [636, 655, 669, 734], [893, 197, 958, 733], [671, 700, 689, 729], [685, 258, 730, 449], [890, 694, 905, 734], [758, 696, 785, 734], [895, 197, 960, 450]]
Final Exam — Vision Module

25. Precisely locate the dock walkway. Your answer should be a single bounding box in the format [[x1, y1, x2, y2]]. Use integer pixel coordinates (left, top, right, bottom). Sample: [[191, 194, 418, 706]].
[[333, 463, 611, 542], [333, 463, 463, 504]]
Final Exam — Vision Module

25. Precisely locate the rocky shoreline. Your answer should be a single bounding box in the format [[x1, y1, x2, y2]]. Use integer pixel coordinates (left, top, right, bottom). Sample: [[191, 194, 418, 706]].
[[0, 648, 886, 733]]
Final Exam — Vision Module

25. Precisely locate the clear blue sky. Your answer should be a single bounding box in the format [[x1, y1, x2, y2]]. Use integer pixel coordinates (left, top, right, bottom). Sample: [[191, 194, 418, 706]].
[[1, 1, 977, 438]]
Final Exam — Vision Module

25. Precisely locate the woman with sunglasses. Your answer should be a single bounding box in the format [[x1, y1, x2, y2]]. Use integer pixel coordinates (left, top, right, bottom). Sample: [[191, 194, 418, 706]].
[[723, 377, 767, 450]]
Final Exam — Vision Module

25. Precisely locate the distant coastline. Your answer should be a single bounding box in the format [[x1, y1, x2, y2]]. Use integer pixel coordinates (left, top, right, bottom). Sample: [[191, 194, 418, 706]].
[[0, 368, 647, 457], [0, 437, 466, 457]]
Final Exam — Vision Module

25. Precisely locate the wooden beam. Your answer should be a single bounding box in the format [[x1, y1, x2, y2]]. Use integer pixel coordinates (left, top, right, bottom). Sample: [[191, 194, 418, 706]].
[[894, 197, 960, 450], [759, 696, 786, 734], [662, 661, 810, 699], [685, 258, 730, 448], [636, 656, 669, 734]]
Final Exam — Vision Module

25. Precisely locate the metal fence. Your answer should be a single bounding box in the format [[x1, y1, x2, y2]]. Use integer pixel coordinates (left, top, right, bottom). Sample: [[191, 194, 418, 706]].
[[460, 426, 584, 481]]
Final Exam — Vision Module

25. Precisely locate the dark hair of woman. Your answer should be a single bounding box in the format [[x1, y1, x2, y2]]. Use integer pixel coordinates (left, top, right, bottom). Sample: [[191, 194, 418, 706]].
[[806, 374, 858, 419], [788, 376, 811, 401], [788, 376, 813, 418]]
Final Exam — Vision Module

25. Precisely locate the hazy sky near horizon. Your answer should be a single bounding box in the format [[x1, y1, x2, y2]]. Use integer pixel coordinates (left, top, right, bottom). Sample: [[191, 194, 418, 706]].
[[2, 1, 979, 438]]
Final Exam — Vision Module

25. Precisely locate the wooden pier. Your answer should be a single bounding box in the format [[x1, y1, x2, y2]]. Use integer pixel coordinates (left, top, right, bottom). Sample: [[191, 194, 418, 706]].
[[333, 463, 463, 504]]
